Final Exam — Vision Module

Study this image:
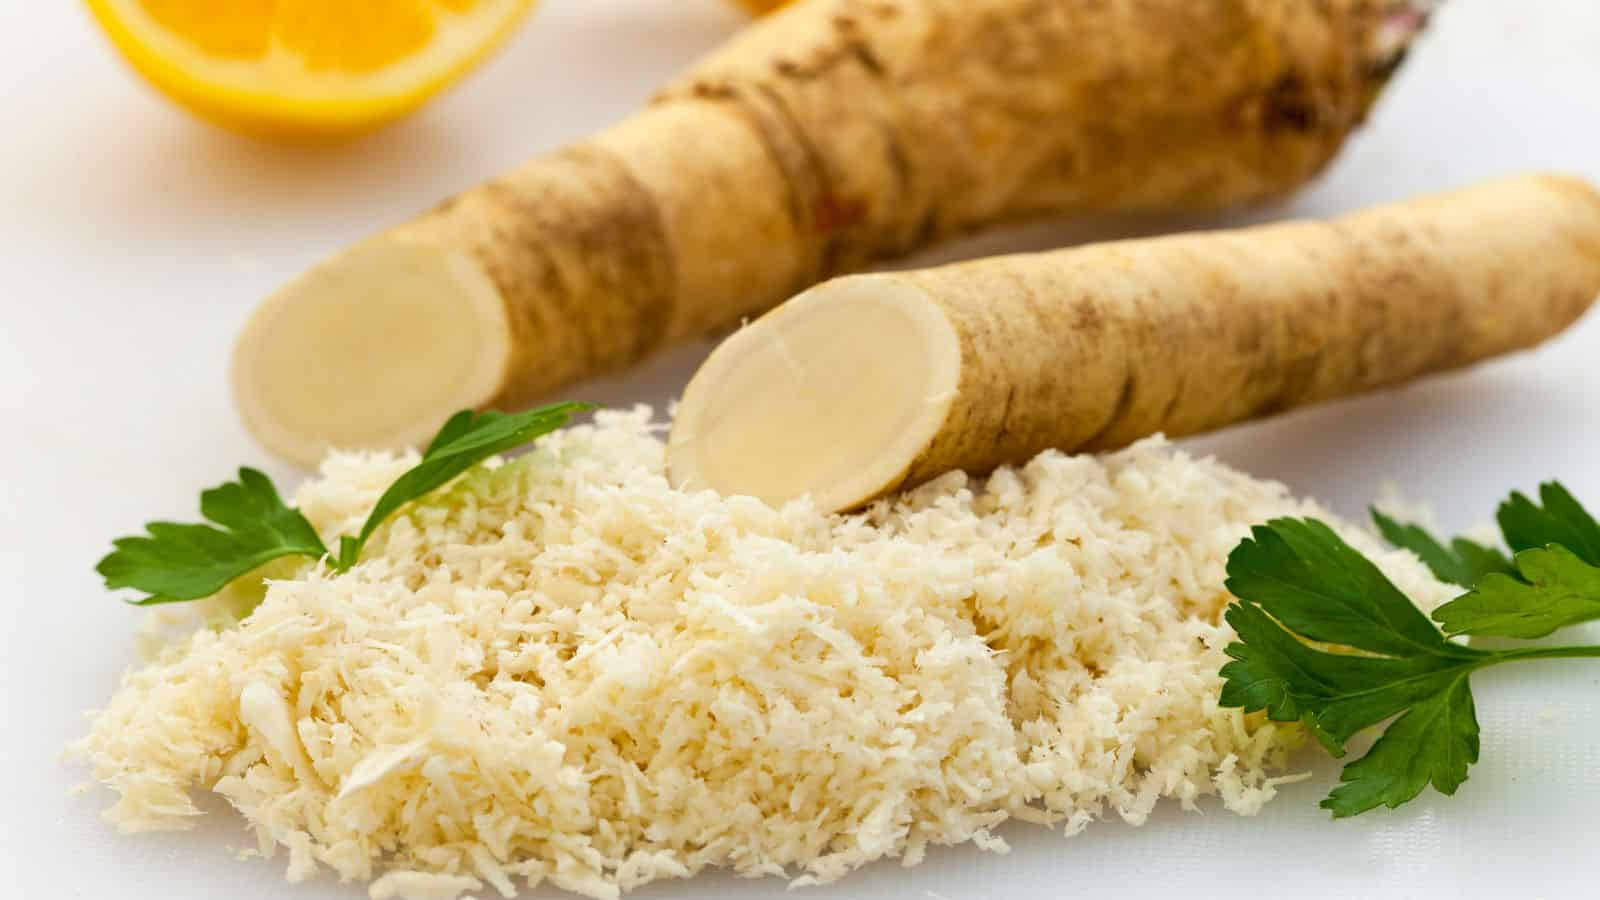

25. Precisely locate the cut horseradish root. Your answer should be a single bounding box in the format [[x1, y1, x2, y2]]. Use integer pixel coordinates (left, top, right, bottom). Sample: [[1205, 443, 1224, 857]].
[[232, 237, 513, 468], [669, 175, 1600, 513], [229, 0, 1434, 466]]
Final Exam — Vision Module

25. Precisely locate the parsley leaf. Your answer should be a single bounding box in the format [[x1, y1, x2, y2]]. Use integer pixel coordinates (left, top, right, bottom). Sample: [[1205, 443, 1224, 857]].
[[1433, 545, 1600, 639], [99, 403, 592, 604], [1497, 482, 1600, 564], [1370, 508, 1513, 587], [96, 468, 328, 605], [1322, 675, 1478, 817], [1370, 481, 1600, 638], [1221, 521, 1485, 761], [1220, 516, 1600, 818], [1224, 518, 1462, 659], [1221, 600, 1481, 760], [334, 403, 590, 569]]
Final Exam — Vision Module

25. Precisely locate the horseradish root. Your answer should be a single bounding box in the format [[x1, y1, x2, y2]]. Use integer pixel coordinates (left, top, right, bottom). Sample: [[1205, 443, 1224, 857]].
[[234, 0, 1428, 466], [668, 174, 1600, 512]]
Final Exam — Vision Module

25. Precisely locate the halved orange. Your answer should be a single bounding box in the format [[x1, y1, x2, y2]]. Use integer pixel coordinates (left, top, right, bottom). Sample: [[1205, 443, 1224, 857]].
[[85, 0, 537, 140]]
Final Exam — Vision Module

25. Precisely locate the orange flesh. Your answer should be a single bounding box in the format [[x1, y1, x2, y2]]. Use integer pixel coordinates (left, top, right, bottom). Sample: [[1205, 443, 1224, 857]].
[[137, 0, 460, 72]]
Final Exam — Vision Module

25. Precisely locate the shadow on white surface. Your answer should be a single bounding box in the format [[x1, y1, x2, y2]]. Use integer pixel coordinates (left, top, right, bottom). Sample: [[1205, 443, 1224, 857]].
[[21, 112, 480, 240], [8, 0, 745, 254]]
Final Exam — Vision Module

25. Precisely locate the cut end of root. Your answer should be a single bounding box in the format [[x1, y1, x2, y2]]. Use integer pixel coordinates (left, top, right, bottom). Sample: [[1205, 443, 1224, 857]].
[[668, 275, 961, 513], [233, 237, 512, 467]]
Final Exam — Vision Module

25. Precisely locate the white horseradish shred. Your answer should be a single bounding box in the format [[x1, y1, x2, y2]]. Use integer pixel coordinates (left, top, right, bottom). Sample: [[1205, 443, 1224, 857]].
[[72, 408, 1454, 899]]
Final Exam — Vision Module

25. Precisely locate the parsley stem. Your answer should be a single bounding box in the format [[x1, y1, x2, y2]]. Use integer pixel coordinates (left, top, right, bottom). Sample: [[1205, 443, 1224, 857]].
[[1492, 644, 1600, 663]]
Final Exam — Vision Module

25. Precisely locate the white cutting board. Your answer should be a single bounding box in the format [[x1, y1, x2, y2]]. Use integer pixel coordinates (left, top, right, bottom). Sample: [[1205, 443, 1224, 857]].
[[5, 1, 1600, 897]]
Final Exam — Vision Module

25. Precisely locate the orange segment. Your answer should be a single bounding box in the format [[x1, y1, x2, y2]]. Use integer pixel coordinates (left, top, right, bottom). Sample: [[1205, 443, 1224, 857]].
[[271, 1, 436, 74], [85, 0, 537, 140], [141, 0, 276, 59]]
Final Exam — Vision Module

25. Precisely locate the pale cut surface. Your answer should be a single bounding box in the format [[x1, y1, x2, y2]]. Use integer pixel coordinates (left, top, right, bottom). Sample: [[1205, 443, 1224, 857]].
[[232, 237, 511, 467], [668, 276, 960, 512]]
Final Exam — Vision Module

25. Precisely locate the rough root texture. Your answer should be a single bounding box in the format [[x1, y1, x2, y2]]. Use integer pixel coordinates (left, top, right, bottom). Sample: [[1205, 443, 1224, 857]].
[[400, 0, 1425, 408], [890, 173, 1600, 491], [74, 410, 1453, 899]]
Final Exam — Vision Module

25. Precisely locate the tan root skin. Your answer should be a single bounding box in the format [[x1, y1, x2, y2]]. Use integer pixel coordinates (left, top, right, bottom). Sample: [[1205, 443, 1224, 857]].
[[669, 174, 1600, 512], [235, 0, 1424, 465]]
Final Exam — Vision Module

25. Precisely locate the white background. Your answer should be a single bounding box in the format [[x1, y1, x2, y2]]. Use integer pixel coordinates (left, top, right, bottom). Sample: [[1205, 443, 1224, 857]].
[[5, 1, 1600, 897]]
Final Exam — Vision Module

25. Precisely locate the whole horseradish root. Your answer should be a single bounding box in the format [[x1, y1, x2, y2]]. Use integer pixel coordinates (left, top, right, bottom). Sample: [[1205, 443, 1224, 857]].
[[667, 175, 1600, 512], [234, 0, 1430, 466]]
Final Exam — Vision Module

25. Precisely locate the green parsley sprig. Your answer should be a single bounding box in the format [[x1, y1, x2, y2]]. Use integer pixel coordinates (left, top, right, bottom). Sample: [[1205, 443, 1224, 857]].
[[1219, 482, 1600, 817], [97, 403, 591, 605]]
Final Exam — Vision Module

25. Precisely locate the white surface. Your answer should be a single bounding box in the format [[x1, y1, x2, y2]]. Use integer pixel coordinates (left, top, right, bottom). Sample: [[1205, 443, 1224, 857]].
[[5, 1, 1600, 897]]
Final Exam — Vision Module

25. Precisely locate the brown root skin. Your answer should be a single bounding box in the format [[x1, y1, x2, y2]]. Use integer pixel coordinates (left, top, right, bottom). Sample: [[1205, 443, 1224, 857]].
[[668, 174, 1600, 513], [237, 0, 1425, 465]]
